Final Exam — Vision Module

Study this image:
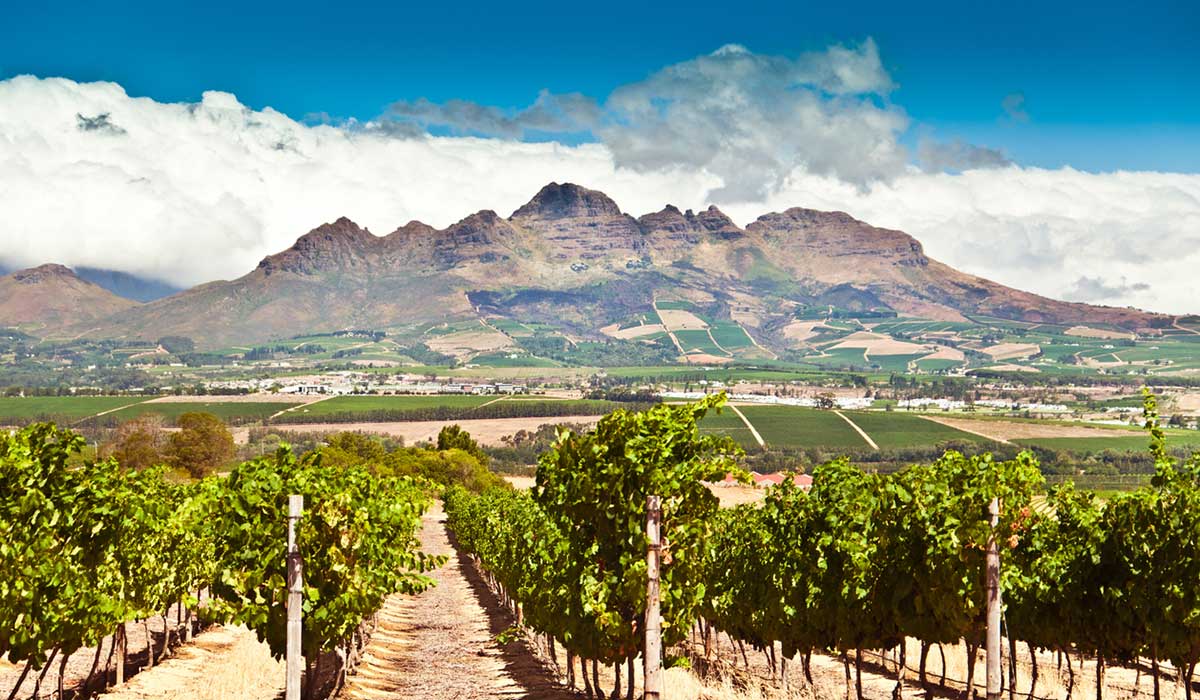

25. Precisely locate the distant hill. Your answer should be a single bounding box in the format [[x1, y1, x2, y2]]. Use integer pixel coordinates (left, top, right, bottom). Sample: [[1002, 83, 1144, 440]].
[[0, 264, 140, 336], [74, 267, 182, 302], [6, 183, 1172, 351]]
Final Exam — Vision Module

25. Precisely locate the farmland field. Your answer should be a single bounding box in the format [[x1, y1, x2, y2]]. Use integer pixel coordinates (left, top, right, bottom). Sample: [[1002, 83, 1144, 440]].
[[292, 394, 496, 416], [674, 329, 726, 355], [0, 396, 151, 422], [810, 347, 869, 368], [105, 401, 295, 424], [708, 321, 755, 349], [698, 407, 758, 447], [842, 410, 995, 448], [1015, 433, 1200, 452], [867, 353, 928, 372], [736, 405, 868, 449]]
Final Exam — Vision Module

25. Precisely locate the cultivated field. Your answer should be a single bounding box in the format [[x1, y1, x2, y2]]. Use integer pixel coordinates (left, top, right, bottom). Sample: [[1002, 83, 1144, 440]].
[[0, 396, 150, 421]]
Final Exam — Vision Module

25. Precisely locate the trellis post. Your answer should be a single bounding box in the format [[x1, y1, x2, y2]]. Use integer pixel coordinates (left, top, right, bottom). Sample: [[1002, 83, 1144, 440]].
[[644, 495, 663, 700], [986, 497, 1002, 700], [286, 494, 304, 700]]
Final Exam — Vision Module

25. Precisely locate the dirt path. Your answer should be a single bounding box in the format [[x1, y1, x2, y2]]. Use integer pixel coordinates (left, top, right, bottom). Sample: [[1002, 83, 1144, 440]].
[[341, 505, 572, 700], [728, 405, 766, 448], [834, 410, 878, 450], [98, 625, 283, 700]]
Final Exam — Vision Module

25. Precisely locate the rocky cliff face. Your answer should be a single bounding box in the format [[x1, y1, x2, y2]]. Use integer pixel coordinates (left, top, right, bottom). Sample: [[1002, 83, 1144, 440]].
[[33, 182, 1171, 348], [510, 182, 645, 262], [258, 217, 380, 275]]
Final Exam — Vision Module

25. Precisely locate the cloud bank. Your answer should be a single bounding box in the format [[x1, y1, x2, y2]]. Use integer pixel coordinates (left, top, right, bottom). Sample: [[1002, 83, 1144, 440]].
[[390, 41, 911, 200], [0, 69, 1198, 314]]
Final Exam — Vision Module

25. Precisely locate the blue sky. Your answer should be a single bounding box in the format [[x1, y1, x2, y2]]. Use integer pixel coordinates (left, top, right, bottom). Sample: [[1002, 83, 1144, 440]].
[[3, 0, 1197, 172]]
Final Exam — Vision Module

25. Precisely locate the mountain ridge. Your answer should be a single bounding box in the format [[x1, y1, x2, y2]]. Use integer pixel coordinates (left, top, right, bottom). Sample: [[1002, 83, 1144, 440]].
[[0, 264, 141, 335], [1, 182, 1173, 350]]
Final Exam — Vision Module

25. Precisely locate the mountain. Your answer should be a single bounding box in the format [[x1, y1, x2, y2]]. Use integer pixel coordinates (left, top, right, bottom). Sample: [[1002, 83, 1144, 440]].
[[0, 264, 140, 335], [24, 182, 1170, 352], [74, 267, 182, 302]]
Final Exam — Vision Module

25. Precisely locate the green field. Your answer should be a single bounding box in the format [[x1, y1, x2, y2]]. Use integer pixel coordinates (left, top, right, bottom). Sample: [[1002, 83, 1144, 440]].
[[867, 353, 928, 372], [810, 348, 869, 368], [0, 396, 151, 422], [1015, 434, 1200, 452], [294, 395, 496, 417], [107, 401, 295, 424], [737, 406, 868, 449], [709, 321, 755, 350], [470, 352, 559, 367], [674, 330, 727, 356], [842, 411, 994, 448], [915, 358, 963, 371], [698, 408, 758, 448], [655, 300, 698, 311]]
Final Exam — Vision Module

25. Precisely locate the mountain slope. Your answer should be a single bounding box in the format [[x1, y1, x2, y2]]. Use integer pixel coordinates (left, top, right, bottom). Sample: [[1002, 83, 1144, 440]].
[[0, 264, 140, 335], [73, 267, 182, 302], [54, 182, 1169, 350]]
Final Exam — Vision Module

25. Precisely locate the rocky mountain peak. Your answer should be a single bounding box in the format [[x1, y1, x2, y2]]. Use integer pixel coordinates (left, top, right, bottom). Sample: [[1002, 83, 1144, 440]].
[[431, 210, 519, 268], [692, 205, 743, 239], [386, 220, 437, 240], [12, 263, 79, 284], [511, 182, 623, 220], [748, 207, 927, 266], [257, 217, 378, 276], [638, 203, 744, 244]]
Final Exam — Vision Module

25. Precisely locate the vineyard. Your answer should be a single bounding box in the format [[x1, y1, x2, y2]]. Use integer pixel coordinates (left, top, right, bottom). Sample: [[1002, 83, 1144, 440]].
[[6, 391, 1200, 700], [445, 391, 1200, 699], [0, 424, 441, 700]]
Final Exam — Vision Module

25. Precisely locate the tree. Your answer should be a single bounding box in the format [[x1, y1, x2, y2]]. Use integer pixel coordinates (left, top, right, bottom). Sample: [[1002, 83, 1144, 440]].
[[437, 424, 488, 465], [104, 414, 167, 470], [156, 336, 195, 354], [165, 412, 234, 478]]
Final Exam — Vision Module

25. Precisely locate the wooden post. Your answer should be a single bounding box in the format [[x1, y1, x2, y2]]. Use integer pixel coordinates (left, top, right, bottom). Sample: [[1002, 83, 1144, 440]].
[[986, 497, 1002, 700], [115, 625, 126, 684], [286, 495, 304, 700], [644, 495, 663, 700]]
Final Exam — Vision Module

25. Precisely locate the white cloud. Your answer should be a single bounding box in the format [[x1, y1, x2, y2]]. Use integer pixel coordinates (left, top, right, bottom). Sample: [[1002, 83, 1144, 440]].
[[388, 40, 910, 200], [0, 75, 1198, 314]]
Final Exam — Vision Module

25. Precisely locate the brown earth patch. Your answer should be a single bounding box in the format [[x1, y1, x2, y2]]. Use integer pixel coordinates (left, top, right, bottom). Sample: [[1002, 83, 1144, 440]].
[[1066, 325, 1135, 340], [97, 625, 283, 700], [656, 309, 708, 330], [830, 331, 930, 356], [272, 416, 602, 446], [921, 415, 1132, 441], [979, 342, 1040, 360], [600, 322, 668, 340], [424, 328, 514, 356]]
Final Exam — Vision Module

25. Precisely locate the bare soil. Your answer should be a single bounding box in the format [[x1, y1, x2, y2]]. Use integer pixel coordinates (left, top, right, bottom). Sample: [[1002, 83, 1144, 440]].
[[1065, 326, 1133, 340], [657, 309, 709, 330], [271, 415, 602, 446], [97, 625, 283, 700], [921, 415, 1131, 441], [830, 332, 929, 356], [341, 504, 571, 700], [979, 343, 1041, 360]]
